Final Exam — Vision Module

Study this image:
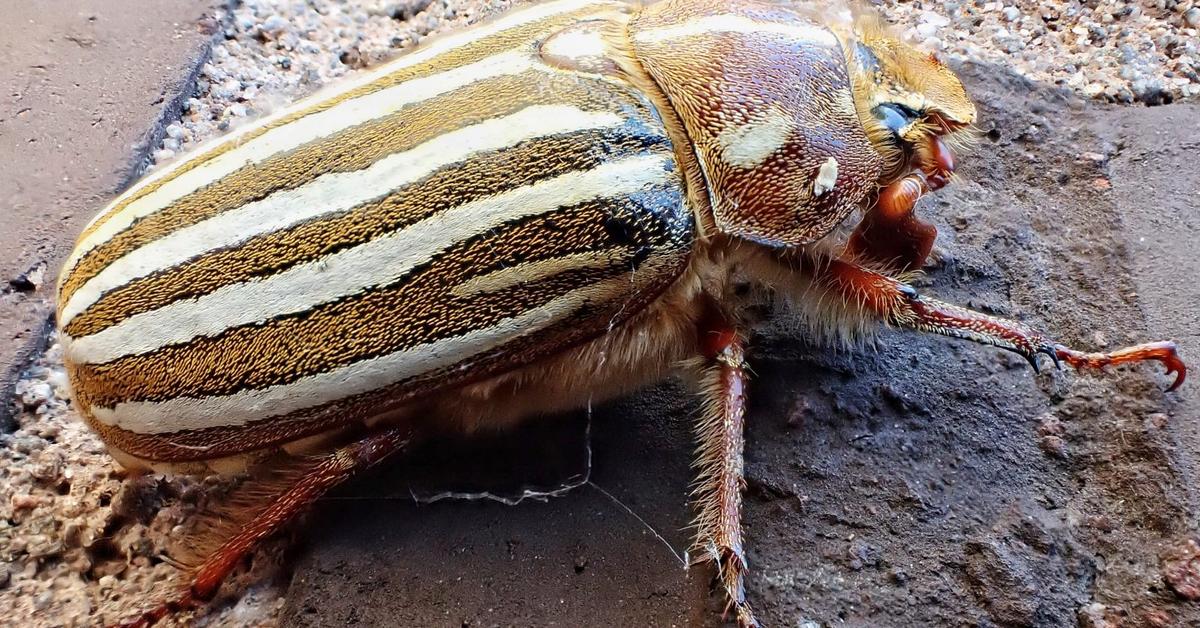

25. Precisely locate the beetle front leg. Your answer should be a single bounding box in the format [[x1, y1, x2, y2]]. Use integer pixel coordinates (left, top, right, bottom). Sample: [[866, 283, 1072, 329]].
[[846, 136, 958, 272], [114, 427, 412, 628], [692, 307, 758, 627], [845, 173, 938, 272], [812, 256, 1186, 390]]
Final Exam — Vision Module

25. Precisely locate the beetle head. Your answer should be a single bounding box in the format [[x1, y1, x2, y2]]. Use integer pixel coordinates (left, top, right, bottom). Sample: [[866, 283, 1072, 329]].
[[845, 20, 977, 182]]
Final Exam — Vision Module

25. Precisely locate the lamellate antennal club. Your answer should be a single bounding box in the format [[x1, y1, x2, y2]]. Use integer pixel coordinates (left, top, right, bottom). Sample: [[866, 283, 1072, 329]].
[[50, 0, 1186, 625]]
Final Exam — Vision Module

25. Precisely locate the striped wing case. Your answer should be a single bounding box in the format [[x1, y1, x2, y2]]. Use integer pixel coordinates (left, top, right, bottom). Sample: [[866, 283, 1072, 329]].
[[56, 0, 692, 462]]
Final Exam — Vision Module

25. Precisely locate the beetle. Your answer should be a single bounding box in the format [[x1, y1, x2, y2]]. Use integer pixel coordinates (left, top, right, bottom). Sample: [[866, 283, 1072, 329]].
[[55, 0, 1186, 625]]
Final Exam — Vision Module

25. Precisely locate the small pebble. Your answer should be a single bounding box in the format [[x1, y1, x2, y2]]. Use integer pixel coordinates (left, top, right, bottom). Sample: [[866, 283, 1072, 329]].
[[11, 493, 46, 511], [1185, 8, 1200, 29], [1039, 435, 1068, 459], [260, 14, 290, 38], [919, 10, 950, 27], [17, 381, 52, 410], [1143, 608, 1173, 628], [34, 591, 53, 611], [1145, 412, 1170, 430], [1162, 538, 1200, 600], [1079, 602, 1122, 628]]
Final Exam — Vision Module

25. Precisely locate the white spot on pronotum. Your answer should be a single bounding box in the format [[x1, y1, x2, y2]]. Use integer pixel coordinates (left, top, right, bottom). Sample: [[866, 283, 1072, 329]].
[[813, 157, 839, 196], [716, 106, 794, 169]]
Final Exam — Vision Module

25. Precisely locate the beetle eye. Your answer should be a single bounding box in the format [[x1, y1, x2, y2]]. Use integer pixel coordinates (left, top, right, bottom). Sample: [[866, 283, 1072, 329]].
[[873, 103, 920, 135]]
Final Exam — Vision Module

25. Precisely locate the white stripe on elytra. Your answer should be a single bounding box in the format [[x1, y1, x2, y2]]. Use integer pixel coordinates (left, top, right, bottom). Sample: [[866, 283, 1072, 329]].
[[64, 152, 674, 366], [65, 49, 531, 280], [634, 13, 838, 46], [60, 102, 621, 328], [451, 249, 622, 298], [87, 270, 640, 434], [64, 0, 606, 275]]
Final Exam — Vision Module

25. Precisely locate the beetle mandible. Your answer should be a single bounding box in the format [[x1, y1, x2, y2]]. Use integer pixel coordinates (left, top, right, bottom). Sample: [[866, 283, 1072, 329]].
[[54, 0, 1186, 625]]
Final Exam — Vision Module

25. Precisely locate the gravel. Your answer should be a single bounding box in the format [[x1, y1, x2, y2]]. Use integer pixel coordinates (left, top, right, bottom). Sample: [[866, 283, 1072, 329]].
[[0, 343, 283, 626], [153, 0, 514, 164], [3, 0, 1198, 626], [884, 0, 1200, 105], [149, 0, 1200, 169]]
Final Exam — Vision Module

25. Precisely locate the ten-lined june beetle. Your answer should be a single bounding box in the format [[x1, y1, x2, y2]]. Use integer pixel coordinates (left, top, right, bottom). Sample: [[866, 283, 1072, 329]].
[[56, 0, 1186, 625]]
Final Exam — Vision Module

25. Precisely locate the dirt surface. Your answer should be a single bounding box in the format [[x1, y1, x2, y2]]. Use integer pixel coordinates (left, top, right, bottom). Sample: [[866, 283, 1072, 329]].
[[281, 63, 1200, 626], [0, 0, 222, 430]]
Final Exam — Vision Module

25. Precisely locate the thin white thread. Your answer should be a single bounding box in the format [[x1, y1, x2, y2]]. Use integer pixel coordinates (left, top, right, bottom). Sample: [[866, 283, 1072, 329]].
[[586, 480, 688, 568]]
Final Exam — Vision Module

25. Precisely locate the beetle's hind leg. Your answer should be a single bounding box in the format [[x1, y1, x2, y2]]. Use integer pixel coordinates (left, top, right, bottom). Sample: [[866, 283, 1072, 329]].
[[690, 307, 758, 627], [802, 255, 1186, 390], [114, 427, 412, 628]]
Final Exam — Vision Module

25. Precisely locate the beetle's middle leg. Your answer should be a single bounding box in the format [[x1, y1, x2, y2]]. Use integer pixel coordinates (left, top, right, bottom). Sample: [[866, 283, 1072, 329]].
[[802, 255, 1186, 390], [691, 303, 758, 627]]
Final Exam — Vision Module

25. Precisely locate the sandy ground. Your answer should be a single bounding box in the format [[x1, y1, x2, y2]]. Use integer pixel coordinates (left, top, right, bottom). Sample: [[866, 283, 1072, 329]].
[[2, 1, 1199, 627]]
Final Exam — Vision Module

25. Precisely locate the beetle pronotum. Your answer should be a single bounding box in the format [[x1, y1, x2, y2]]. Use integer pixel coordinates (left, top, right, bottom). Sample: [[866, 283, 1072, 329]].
[[56, 0, 1185, 625]]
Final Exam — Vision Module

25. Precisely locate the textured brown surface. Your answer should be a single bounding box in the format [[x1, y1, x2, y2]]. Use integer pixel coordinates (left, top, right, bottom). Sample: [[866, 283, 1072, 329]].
[[282, 62, 1200, 626], [0, 0, 220, 429]]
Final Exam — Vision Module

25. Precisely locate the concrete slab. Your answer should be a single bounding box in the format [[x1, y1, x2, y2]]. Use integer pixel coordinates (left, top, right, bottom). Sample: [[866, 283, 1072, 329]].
[[0, 0, 221, 428], [1108, 103, 1200, 528], [283, 387, 711, 627]]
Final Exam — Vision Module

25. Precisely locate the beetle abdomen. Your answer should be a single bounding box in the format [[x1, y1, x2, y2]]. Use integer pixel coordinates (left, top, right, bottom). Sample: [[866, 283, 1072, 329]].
[[57, 0, 693, 462]]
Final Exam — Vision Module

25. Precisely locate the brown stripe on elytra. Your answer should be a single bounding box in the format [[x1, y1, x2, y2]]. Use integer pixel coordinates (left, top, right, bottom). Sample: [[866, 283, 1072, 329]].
[[70, 4, 614, 254], [61, 68, 652, 307], [64, 123, 669, 339], [71, 188, 686, 410]]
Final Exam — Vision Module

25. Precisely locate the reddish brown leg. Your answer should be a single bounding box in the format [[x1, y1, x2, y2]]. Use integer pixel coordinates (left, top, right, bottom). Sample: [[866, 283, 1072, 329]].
[[847, 136, 957, 272], [693, 306, 757, 627], [114, 427, 412, 628], [1056, 342, 1186, 392], [808, 256, 1186, 390]]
